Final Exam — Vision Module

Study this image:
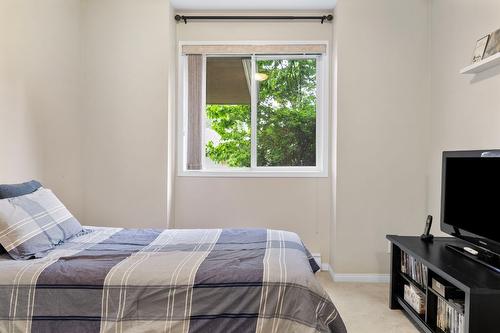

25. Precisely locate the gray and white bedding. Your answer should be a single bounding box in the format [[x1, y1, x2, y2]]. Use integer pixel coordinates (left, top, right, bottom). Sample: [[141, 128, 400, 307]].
[[0, 188, 84, 259], [0, 226, 346, 333]]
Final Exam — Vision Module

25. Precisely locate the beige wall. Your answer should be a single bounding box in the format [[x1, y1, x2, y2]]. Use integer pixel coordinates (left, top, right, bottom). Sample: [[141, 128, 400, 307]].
[[0, 0, 176, 227], [427, 0, 500, 227], [175, 18, 334, 262], [0, 0, 83, 217], [6, 0, 498, 277], [332, 0, 431, 274], [80, 0, 176, 228]]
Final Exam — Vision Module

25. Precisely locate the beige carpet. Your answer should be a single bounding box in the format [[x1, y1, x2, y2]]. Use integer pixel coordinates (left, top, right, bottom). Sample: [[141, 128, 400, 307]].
[[317, 272, 419, 333]]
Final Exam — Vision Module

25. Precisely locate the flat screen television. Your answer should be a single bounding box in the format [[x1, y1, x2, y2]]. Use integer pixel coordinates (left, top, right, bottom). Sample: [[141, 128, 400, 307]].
[[441, 150, 500, 257]]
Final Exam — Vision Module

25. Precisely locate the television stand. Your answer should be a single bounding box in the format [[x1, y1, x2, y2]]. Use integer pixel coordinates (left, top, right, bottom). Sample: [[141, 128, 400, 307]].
[[387, 235, 500, 333], [446, 244, 500, 273]]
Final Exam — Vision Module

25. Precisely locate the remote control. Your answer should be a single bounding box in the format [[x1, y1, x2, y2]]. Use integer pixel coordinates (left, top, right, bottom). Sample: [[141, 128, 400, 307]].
[[464, 247, 479, 256]]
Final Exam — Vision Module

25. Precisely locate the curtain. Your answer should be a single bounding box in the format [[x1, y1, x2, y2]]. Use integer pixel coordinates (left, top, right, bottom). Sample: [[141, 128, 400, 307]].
[[182, 44, 327, 55], [186, 54, 203, 170]]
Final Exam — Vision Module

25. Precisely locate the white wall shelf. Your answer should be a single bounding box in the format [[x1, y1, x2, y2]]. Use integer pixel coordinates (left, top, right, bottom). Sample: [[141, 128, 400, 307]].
[[460, 52, 500, 74]]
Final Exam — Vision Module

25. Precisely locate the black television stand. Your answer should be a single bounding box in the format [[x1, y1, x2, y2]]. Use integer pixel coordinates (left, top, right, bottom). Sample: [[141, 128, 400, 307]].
[[387, 235, 500, 333], [445, 244, 500, 273]]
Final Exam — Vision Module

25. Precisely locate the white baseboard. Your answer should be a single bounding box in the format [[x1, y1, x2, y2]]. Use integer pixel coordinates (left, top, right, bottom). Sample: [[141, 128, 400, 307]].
[[312, 254, 388, 282], [326, 266, 390, 283], [332, 273, 390, 283], [312, 253, 330, 271]]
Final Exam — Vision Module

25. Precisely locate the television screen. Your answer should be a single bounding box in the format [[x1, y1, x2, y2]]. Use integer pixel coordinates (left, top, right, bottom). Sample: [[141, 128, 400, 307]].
[[442, 151, 500, 250]]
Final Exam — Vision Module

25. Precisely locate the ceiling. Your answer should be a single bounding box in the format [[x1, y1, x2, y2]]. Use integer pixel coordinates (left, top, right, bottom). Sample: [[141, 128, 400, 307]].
[[170, 0, 337, 11]]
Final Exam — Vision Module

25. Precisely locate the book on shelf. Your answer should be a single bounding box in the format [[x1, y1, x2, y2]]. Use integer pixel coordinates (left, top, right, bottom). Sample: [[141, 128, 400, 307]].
[[401, 251, 428, 288], [431, 278, 464, 299], [403, 284, 426, 315], [437, 297, 465, 333]]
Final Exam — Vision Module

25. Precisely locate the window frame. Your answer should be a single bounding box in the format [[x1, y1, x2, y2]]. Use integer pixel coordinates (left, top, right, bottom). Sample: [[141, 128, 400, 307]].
[[177, 41, 330, 178]]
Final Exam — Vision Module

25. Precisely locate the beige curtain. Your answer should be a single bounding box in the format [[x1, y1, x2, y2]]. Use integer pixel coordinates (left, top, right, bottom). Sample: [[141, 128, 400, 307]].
[[182, 44, 327, 55], [187, 54, 203, 170]]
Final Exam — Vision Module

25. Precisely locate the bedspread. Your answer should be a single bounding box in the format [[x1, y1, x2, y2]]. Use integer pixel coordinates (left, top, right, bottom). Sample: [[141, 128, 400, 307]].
[[0, 227, 346, 333]]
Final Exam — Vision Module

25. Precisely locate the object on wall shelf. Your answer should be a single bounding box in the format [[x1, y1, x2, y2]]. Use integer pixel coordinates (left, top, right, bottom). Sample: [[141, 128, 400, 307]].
[[483, 29, 500, 59], [460, 52, 500, 74], [471, 35, 490, 64]]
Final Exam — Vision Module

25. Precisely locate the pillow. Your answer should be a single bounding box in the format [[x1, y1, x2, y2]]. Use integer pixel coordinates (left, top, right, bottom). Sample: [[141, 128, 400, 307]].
[[0, 188, 83, 259], [0, 180, 43, 199], [0, 180, 43, 254]]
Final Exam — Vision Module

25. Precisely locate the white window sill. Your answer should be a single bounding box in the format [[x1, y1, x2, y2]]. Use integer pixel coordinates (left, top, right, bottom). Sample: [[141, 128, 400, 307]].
[[178, 168, 328, 178]]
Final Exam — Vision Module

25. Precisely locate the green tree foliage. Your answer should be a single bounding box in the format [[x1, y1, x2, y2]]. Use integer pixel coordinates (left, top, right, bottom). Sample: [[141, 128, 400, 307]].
[[257, 59, 316, 166], [205, 58, 317, 168], [205, 104, 251, 167]]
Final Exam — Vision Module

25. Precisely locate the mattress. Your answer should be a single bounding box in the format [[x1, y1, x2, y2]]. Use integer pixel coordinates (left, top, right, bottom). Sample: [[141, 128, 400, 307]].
[[0, 227, 346, 333]]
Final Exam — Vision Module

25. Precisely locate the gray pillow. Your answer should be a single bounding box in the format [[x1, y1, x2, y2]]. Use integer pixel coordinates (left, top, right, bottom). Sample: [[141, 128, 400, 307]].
[[0, 180, 43, 254], [0, 180, 42, 199], [0, 188, 84, 259]]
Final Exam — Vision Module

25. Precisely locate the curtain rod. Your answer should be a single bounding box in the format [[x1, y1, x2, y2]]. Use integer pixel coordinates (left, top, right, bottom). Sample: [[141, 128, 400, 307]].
[[174, 15, 333, 24]]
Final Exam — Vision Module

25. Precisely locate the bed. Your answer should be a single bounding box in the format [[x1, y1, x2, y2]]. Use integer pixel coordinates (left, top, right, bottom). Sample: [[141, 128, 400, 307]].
[[0, 226, 346, 333]]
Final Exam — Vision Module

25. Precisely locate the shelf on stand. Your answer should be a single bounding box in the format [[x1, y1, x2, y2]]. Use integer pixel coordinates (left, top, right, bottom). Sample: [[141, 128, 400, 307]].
[[427, 288, 464, 314], [399, 271, 426, 293], [396, 296, 433, 333]]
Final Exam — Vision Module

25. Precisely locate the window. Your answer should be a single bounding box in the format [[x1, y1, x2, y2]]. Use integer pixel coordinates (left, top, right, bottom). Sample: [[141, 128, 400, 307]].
[[179, 43, 328, 177]]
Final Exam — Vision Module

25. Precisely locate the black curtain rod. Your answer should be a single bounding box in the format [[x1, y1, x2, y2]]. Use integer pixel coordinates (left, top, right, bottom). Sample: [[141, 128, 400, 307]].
[[175, 15, 333, 24]]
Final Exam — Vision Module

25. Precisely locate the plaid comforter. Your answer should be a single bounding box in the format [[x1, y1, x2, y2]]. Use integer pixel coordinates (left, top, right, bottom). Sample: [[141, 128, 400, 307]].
[[0, 227, 346, 333]]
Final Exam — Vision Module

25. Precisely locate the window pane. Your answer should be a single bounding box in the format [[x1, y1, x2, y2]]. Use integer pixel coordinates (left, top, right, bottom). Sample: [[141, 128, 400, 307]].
[[204, 57, 252, 168], [256, 58, 317, 167]]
